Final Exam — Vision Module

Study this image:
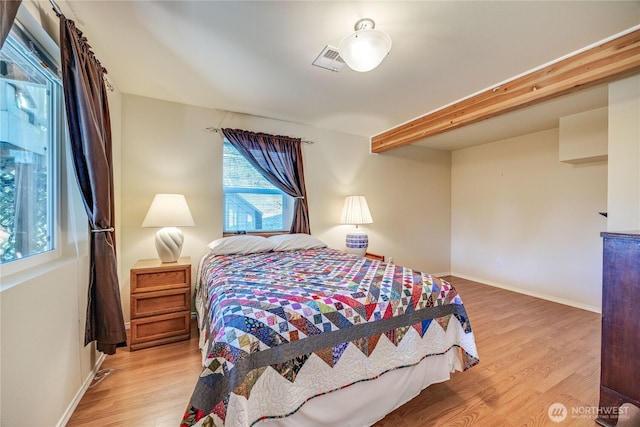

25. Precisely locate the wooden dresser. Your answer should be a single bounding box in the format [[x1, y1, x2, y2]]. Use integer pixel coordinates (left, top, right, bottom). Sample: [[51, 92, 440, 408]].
[[597, 231, 640, 426], [129, 257, 191, 351]]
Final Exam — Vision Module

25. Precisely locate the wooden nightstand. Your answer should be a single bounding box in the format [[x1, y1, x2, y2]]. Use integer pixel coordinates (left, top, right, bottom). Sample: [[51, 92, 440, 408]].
[[365, 252, 385, 261], [129, 257, 191, 351]]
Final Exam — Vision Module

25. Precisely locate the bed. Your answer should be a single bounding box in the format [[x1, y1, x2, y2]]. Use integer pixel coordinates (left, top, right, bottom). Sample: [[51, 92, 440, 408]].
[[181, 234, 479, 427]]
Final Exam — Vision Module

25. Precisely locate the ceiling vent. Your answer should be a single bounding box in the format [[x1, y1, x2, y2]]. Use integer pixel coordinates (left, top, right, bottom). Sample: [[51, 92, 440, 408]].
[[312, 45, 346, 72]]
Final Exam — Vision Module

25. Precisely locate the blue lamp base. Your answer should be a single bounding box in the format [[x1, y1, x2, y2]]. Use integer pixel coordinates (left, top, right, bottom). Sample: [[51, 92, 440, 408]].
[[345, 227, 368, 257]]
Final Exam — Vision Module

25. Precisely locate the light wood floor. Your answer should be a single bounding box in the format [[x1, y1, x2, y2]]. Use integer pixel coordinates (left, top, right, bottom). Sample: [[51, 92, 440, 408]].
[[67, 276, 601, 427]]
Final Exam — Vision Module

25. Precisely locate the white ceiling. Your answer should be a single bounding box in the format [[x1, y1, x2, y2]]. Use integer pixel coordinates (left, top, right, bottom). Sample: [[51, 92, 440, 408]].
[[56, 0, 639, 150]]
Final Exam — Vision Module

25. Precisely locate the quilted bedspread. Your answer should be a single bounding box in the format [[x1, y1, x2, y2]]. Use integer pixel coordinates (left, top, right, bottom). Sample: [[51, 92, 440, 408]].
[[182, 248, 479, 427]]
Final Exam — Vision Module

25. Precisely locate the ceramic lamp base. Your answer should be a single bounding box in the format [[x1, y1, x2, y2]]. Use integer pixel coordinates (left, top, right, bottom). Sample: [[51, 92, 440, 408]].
[[345, 227, 368, 257], [155, 226, 184, 263]]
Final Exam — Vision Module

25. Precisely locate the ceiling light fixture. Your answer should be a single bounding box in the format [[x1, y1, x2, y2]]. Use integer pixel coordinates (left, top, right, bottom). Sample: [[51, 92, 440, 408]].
[[338, 18, 392, 73]]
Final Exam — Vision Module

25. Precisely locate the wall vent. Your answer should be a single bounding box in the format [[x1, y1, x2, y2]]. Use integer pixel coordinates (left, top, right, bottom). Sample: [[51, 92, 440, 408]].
[[312, 45, 346, 72]]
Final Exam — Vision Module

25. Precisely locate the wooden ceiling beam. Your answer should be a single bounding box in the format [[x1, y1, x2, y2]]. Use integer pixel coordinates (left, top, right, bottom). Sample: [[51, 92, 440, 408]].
[[371, 28, 640, 153]]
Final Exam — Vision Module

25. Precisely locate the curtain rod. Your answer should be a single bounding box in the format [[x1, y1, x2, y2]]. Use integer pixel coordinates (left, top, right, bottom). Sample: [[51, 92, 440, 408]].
[[49, 0, 62, 17], [205, 127, 315, 144], [48, 0, 115, 92]]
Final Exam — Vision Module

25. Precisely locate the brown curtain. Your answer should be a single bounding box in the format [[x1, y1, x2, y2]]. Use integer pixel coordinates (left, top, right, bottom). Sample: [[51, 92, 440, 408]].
[[59, 15, 126, 354], [222, 128, 311, 234], [0, 0, 22, 49]]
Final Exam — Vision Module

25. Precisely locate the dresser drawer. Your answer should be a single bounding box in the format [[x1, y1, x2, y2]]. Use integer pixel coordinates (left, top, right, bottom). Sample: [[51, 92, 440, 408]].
[[130, 311, 191, 350], [131, 288, 191, 319]]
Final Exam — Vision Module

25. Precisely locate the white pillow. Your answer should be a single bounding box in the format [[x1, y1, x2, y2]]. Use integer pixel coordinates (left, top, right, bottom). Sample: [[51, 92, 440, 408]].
[[268, 233, 327, 251], [207, 235, 275, 255]]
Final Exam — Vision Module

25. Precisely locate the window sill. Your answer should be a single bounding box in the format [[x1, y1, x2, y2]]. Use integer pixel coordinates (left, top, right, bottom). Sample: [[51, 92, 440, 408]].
[[0, 255, 87, 292]]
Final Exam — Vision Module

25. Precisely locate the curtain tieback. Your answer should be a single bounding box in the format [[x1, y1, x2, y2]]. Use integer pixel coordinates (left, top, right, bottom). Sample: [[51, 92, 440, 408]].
[[294, 196, 305, 199], [91, 227, 115, 233]]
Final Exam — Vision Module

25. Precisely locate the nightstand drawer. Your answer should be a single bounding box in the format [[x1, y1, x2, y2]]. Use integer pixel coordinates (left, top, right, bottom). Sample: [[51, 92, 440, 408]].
[[131, 288, 191, 319], [365, 252, 385, 261], [130, 311, 190, 350], [131, 268, 190, 293]]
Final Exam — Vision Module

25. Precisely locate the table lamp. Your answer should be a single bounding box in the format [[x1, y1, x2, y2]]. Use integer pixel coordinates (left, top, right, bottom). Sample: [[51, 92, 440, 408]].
[[340, 195, 373, 257], [142, 194, 195, 263]]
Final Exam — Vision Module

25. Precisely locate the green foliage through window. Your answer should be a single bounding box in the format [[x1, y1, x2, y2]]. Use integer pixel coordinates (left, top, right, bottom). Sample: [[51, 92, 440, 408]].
[[0, 27, 61, 264]]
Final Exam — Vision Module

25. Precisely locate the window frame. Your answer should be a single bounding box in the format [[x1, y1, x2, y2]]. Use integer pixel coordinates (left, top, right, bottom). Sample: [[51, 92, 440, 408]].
[[0, 18, 64, 277], [222, 140, 294, 235]]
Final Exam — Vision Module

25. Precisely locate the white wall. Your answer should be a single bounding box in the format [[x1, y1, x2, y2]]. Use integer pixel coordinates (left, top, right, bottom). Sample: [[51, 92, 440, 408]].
[[120, 95, 452, 322], [559, 106, 608, 163], [451, 128, 607, 312], [607, 75, 640, 231]]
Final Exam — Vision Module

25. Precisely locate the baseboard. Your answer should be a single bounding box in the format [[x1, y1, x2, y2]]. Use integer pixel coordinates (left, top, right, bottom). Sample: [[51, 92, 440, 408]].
[[432, 272, 452, 278], [56, 352, 107, 427], [450, 272, 602, 314]]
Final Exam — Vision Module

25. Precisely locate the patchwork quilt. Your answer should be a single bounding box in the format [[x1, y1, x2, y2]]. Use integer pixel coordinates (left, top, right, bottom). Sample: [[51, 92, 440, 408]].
[[182, 248, 479, 427]]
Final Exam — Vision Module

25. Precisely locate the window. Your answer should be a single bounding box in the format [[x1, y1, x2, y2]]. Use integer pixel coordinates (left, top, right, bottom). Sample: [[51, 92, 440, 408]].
[[0, 23, 63, 270], [223, 141, 293, 233]]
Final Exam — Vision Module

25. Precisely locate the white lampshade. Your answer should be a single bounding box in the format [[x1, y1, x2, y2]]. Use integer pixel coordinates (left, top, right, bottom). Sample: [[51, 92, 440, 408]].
[[341, 195, 373, 257], [142, 194, 195, 228], [339, 18, 392, 73], [341, 195, 373, 225], [142, 194, 195, 263]]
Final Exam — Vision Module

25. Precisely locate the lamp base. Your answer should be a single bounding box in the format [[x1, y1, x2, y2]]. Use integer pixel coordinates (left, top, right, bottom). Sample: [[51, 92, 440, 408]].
[[155, 227, 184, 263], [345, 227, 368, 257]]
